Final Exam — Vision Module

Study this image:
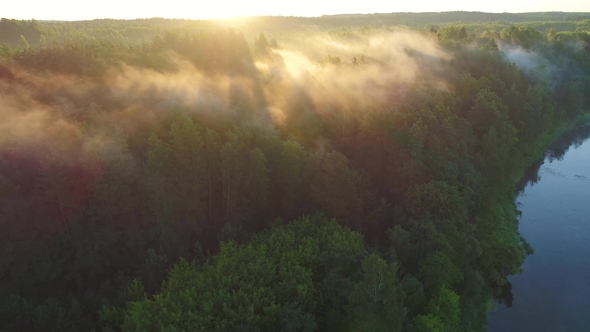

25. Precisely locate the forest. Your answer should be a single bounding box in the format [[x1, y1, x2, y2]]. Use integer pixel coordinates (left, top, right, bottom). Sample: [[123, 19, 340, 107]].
[[0, 12, 590, 331]]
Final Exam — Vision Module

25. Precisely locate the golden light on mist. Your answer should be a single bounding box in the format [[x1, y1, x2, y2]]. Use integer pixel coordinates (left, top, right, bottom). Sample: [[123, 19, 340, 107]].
[[0, 27, 454, 167]]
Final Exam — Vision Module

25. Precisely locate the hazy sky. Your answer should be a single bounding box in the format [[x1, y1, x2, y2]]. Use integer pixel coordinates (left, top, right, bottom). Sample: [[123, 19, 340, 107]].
[[4, 0, 590, 20]]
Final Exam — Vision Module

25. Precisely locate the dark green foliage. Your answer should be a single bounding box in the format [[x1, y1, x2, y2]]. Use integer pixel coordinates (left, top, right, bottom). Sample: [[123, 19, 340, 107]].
[[122, 215, 403, 331]]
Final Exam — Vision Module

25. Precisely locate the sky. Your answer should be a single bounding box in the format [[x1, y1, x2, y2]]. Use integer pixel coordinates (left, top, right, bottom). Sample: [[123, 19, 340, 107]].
[[3, 0, 590, 21]]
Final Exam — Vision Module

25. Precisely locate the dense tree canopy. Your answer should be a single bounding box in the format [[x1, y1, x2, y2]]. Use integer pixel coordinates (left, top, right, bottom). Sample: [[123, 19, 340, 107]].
[[0, 13, 589, 331]]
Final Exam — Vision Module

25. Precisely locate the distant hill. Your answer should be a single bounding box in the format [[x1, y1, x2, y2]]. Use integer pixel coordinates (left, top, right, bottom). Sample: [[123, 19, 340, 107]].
[[1, 12, 590, 49]]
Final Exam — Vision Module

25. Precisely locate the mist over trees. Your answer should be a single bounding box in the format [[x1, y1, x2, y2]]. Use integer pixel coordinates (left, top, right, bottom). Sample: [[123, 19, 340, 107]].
[[0, 12, 590, 331]]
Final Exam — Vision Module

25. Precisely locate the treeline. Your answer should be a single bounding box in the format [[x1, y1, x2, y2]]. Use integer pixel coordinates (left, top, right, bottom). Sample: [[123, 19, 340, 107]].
[[2, 12, 590, 51], [0, 18, 218, 54], [10, 28, 251, 76], [0, 19, 589, 331]]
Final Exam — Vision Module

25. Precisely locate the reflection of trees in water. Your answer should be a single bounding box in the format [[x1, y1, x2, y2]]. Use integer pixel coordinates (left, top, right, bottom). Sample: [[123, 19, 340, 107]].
[[504, 124, 590, 310], [546, 124, 590, 162], [517, 158, 544, 194], [517, 124, 590, 193], [496, 281, 514, 308]]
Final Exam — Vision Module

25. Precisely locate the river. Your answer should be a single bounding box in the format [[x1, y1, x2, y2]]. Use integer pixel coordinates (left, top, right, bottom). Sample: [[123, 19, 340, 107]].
[[488, 125, 590, 331]]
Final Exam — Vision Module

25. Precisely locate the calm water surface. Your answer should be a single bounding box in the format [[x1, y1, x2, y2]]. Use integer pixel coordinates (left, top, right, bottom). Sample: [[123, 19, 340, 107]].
[[488, 126, 590, 332]]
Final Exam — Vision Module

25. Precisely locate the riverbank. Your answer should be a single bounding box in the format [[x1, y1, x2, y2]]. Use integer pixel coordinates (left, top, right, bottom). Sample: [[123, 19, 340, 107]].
[[488, 116, 590, 331], [486, 109, 590, 320]]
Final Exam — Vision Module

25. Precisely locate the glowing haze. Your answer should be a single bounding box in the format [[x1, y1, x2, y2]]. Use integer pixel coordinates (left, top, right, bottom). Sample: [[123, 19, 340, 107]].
[[0, 27, 448, 161], [3, 0, 590, 20]]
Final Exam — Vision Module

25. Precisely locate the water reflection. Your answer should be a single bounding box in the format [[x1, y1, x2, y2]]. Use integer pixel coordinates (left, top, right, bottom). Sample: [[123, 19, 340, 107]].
[[546, 124, 590, 162], [517, 124, 590, 193], [488, 122, 590, 332]]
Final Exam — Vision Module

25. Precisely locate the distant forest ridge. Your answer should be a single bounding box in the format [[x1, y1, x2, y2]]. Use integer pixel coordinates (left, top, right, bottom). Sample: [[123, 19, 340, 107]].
[[5, 11, 590, 22], [2, 11, 590, 49]]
